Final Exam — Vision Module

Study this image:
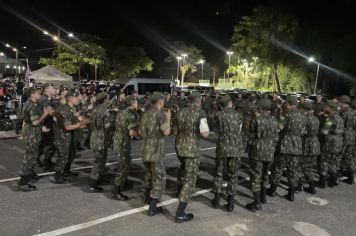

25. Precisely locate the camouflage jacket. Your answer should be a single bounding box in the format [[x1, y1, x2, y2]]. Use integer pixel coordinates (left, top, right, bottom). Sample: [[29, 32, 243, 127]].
[[113, 109, 138, 154], [302, 113, 321, 156], [321, 112, 344, 154], [340, 106, 356, 146], [90, 104, 111, 151], [215, 107, 243, 157], [314, 101, 324, 115], [21, 99, 42, 144], [140, 107, 170, 162], [175, 105, 207, 158], [249, 112, 279, 161], [54, 104, 77, 146], [278, 107, 306, 155], [178, 97, 188, 109]]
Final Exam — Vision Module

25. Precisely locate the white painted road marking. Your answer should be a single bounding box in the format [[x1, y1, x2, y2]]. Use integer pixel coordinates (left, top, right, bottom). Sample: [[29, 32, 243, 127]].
[[293, 221, 331, 236], [0, 147, 216, 183], [306, 197, 329, 206]]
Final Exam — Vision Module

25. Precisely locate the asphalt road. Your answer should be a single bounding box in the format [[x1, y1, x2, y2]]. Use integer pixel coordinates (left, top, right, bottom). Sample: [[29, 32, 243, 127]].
[[0, 136, 356, 236]]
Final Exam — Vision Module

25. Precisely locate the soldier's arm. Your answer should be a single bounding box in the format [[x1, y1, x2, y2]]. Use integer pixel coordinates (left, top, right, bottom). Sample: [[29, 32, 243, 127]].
[[160, 110, 171, 137], [62, 110, 81, 131], [31, 106, 50, 126]]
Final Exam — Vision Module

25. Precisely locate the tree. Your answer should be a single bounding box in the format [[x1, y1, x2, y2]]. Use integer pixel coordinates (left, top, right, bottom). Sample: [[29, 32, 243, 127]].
[[165, 41, 204, 84]]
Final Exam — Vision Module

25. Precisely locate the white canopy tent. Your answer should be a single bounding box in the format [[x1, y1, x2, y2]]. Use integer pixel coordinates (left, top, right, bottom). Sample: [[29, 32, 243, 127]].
[[30, 65, 74, 87]]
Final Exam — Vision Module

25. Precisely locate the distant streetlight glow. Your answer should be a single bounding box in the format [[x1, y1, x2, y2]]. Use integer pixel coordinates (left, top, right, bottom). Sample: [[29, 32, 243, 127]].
[[198, 59, 205, 80], [308, 57, 315, 62], [43, 31, 49, 35], [13, 48, 17, 52], [308, 56, 320, 94], [68, 33, 74, 38], [22, 46, 27, 49], [6, 44, 10, 48], [0, 52, 4, 56], [53, 36, 58, 41]]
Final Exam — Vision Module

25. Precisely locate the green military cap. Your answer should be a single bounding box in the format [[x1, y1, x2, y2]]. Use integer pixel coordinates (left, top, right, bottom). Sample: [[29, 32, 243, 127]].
[[257, 98, 271, 110], [350, 99, 356, 109], [96, 92, 108, 102], [42, 82, 55, 91], [59, 86, 70, 93], [338, 95, 351, 104], [125, 95, 136, 106], [286, 95, 298, 105], [65, 91, 79, 99], [219, 95, 232, 106], [326, 100, 338, 110], [302, 102, 313, 110], [189, 91, 202, 102], [150, 92, 163, 103], [24, 87, 41, 97]]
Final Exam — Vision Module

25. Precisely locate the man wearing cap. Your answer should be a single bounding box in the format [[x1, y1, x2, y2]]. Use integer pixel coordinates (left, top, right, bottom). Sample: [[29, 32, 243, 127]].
[[211, 95, 243, 212], [246, 98, 279, 211], [111, 95, 139, 200], [268, 95, 306, 201], [314, 94, 324, 116], [319, 100, 344, 188], [299, 102, 320, 194], [178, 91, 187, 109], [175, 91, 209, 223], [140, 92, 171, 216], [37, 83, 57, 171], [338, 95, 355, 184], [88, 92, 112, 192], [53, 91, 88, 183], [18, 87, 52, 191]]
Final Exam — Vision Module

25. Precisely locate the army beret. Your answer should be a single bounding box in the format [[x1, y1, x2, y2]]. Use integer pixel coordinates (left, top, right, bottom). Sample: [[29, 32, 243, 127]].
[[302, 102, 313, 110], [42, 83, 55, 91], [326, 100, 338, 110], [286, 95, 298, 105], [96, 92, 108, 102], [338, 95, 351, 104], [257, 98, 272, 110], [350, 99, 356, 109], [219, 95, 232, 106], [150, 92, 164, 103], [189, 91, 202, 101]]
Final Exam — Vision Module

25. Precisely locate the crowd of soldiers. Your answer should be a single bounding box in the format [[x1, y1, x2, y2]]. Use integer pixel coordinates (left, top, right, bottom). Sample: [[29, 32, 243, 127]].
[[18, 83, 356, 223]]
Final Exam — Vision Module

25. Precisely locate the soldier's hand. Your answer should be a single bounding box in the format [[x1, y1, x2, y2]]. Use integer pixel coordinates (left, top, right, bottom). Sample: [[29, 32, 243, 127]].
[[113, 108, 119, 112], [44, 106, 53, 115], [42, 126, 50, 133]]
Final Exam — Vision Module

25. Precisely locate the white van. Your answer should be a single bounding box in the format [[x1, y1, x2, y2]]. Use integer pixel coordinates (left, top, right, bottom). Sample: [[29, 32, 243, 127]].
[[122, 78, 171, 96]]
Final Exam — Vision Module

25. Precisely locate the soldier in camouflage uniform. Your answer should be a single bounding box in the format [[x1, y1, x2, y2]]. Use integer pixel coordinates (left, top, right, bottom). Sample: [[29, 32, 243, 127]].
[[37, 83, 57, 170], [178, 91, 187, 109], [246, 98, 279, 211], [299, 102, 320, 194], [88, 92, 112, 192], [18, 88, 52, 191], [175, 92, 209, 223], [319, 100, 344, 188], [338, 96, 356, 185], [111, 95, 139, 200], [140, 92, 171, 216], [268, 95, 306, 202], [54, 91, 86, 183], [211, 95, 243, 212]]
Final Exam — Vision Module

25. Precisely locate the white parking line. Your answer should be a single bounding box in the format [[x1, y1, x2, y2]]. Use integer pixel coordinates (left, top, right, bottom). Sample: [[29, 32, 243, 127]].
[[0, 147, 216, 183], [32, 185, 221, 236]]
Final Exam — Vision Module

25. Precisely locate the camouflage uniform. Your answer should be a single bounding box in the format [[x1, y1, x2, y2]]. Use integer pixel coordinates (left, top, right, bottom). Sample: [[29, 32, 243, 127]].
[[271, 107, 305, 188], [89, 103, 111, 181], [340, 105, 356, 176], [113, 109, 138, 186], [213, 107, 243, 196], [140, 107, 170, 200], [20, 99, 43, 177], [175, 104, 208, 203]]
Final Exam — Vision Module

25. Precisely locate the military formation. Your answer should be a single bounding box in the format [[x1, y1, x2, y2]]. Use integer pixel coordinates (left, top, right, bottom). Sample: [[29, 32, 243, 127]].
[[18, 84, 356, 223]]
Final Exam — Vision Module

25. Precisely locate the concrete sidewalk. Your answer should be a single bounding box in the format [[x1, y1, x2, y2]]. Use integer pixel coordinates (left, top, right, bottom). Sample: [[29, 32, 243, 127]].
[[0, 130, 20, 140]]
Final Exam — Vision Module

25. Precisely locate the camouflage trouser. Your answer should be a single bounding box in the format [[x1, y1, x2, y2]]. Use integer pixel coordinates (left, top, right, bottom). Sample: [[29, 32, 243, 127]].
[[144, 159, 166, 200], [38, 134, 55, 164], [213, 156, 239, 195], [270, 154, 300, 187], [91, 149, 108, 180], [249, 160, 271, 192], [340, 145, 355, 173], [319, 152, 341, 177], [299, 155, 319, 182], [54, 140, 70, 173], [114, 151, 131, 186], [20, 140, 41, 176], [178, 156, 199, 203]]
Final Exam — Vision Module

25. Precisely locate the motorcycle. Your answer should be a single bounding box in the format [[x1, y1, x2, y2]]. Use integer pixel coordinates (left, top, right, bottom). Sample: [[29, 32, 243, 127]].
[[0, 101, 22, 134]]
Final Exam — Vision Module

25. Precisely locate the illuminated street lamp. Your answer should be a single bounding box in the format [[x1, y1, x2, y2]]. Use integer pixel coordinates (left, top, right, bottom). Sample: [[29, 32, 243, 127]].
[[43, 31, 49, 35], [0, 52, 4, 56], [5, 43, 10, 48], [181, 53, 188, 65], [308, 56, 320, 94], [198, 59, 205, 80], [53, 36, 58, 41], [68, 33, 74, 38]]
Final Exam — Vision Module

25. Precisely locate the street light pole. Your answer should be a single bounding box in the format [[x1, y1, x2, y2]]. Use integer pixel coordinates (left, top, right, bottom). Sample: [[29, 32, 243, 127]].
[[180, 53, 187, 86], [313, 62, 320, 94], [226, 51, 233, 79], [198, 59, 205, 80], [176, 56, 182, 84]]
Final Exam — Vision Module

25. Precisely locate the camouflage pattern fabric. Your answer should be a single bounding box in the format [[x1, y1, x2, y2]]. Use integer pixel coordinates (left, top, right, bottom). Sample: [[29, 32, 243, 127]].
[[340, 106, 356, 172], [213, 156, 239, 195], [143, 159, 166, 200], [249, 160, 272, 192], [178, 157, 199, 203], [270, 154, 300, 187]]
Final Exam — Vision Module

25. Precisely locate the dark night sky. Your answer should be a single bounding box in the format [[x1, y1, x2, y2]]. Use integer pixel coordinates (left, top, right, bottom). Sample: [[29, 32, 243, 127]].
[[1, 0, 356, 66]]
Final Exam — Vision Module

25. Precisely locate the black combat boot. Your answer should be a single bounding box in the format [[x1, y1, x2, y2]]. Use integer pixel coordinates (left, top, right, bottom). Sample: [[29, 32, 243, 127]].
[[30, 172, 40, 182], [267, 183, 277, 197], [225, 194, 235, 212], [211, 193, 220, 209], [296, 180, 303, 192], [144, 188, 151, 204], [147, 198, 162, 216], [111, 185, 128, 201], [328, 172, 339, 187], [304, 181, 317, 194], [246, 192, 262, 211], [343, 171, 355, 185], [175, 202, 194, 223], [88, 179, 104, 192], [285, 187, 295, 202], [319, 175, 327, 189], [260, 185, 267, 204], [54, 172, 70, 184], [176, 184, 182, 197], [18, 176, 37, 192], [123, 178, 134, 190]]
